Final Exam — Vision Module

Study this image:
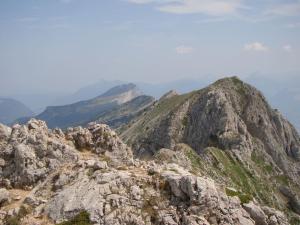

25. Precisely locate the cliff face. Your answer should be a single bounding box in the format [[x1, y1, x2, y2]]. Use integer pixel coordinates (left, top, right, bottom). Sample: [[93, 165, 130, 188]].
[[122, 77, 299, 158], [120, 77, 300, 218]]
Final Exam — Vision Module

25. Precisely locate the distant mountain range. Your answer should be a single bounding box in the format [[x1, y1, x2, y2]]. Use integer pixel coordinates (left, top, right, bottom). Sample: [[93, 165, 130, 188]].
[[4, 74, 300, 131], [0, 98, 33, 125], [17, 83, 154, 129], [53, 79, 124, 106]]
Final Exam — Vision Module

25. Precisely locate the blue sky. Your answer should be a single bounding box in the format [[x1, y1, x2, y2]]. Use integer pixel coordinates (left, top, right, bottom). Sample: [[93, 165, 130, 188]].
[[0, 0, 300, 95]]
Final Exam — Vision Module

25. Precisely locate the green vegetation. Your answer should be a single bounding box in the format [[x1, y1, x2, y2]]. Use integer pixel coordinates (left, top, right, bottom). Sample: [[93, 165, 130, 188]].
[[123, 92, 197, 142], [182, 116, 188, 127], [231, 77, 247, 97], [206, 147, 276, 206], [275, 175, 290, 186], [180, 145, 276, 206], [57, 211, 92, 225], [184, 145, 205, 173], [99, 154, 111, 163], [251, 151, 274, 174], [289, 216, 300, 225], [146, 93, 193, 121], [225, 187, 252, 204], [5, 205, 32, 225], [5, 217, 20, 225]]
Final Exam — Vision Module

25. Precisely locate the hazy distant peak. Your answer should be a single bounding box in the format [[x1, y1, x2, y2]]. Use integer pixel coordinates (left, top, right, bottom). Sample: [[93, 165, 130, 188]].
[[100, 83, 141, 98], [0, 98, 33, 125], [159, 90, 179, 101]]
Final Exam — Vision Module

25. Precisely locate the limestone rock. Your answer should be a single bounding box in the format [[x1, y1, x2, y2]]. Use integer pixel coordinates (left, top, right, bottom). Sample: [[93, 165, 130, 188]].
[[66, 123, 133, 165], [0, 93, 295, 225], [0, 124, 11, 140], [243, 201, 268, 225], [0, 188, 11, 207], [0, 119, 79, 187]]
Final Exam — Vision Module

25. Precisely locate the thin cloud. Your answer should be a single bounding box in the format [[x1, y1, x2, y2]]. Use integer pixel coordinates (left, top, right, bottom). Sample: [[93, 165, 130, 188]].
[[60, 0, 73, 3], [244, 42, 269, 52], [283, 45, 292, 52], [16, 17, 39, 23], [265, 1, 300, 16], [175, 45, 194, 54], [127, 0, 300, 21], [127, 0, 243, 16], [287, 22, 300, 28]]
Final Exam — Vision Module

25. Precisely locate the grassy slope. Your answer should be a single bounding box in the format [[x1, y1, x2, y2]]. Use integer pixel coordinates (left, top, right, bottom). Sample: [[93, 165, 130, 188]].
[[177, 144, 300, 224], [119, 91, 197, 144]]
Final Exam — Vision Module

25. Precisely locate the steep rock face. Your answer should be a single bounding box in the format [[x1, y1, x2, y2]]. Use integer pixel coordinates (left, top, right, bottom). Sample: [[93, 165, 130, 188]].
[[121, 77, 300, 176], [120, 77, 300, 217]]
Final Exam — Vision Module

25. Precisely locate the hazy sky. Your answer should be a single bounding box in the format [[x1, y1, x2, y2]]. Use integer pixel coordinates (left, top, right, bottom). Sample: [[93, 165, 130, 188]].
[[0, 0, 300, 95]]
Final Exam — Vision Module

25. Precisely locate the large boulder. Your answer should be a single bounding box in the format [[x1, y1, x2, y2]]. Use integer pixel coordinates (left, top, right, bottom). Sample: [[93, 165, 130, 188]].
[[243, 201, 268, 225], [0, 119, 79, 188], [66, 123, 133, 165], [0, 188, 11, 207], [0, 124, 11, 140]]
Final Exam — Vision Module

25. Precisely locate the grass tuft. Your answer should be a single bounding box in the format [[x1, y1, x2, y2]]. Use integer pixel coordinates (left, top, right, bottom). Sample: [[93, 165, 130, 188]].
[[57, 211, 92, 225]]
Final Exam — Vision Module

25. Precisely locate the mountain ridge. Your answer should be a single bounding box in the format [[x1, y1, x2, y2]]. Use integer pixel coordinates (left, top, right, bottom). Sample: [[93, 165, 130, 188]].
[[18, 83, 147, 129], [119, 76, 300, 218], [0, 98, 34, 125]]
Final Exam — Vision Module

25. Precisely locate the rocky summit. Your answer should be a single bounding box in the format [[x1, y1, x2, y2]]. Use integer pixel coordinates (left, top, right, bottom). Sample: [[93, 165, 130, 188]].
[[0, 77, 299, 225], [120, 77, 300, 222]]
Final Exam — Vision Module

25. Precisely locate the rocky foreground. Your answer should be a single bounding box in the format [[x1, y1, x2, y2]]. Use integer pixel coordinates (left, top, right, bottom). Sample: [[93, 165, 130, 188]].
[[0, 119, 293, 225]]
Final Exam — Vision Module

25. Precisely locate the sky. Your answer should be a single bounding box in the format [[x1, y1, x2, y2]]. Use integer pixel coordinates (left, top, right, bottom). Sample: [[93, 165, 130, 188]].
[[0, 0, 300, 96]]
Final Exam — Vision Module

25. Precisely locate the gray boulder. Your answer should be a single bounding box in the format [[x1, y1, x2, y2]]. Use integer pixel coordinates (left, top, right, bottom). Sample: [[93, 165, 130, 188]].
[[0, 188, 11, 207]]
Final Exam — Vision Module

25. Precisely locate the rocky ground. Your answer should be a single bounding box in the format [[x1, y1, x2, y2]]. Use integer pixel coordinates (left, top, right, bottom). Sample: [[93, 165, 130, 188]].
[[0, 119, 295, 225]]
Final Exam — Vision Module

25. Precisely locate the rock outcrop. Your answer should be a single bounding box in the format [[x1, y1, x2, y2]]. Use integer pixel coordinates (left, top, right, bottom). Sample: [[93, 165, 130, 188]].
[[0, 188, 11, 207], [65, 122, 133, 165], [0, 119, 78, 188], [0, 118, 293, 224]]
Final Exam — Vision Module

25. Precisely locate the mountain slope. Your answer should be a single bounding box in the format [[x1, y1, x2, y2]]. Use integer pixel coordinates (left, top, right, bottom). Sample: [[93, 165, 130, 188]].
[[33, 83, 143, 128], [0, 119, 293, 225], [53, 79, 124, 106], [0, 98, 33, 125], [94, 95, 155, 129], [246, 74, 300, 132], [120, 77, 300, 218]]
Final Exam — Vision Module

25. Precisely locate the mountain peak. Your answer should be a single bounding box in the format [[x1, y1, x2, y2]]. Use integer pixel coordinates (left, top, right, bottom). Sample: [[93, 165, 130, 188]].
[[100, 83, 141, 98], [159, 90, 179, 101], [21, 83, 146, 129], [120, 77, 300, 217]]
